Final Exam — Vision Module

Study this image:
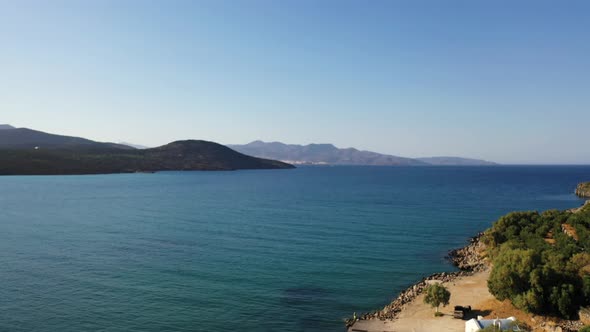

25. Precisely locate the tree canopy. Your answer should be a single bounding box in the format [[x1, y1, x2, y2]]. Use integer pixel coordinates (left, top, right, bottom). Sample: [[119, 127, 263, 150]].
[[484, 204, 590, 318], [423, 283, 451, 313]]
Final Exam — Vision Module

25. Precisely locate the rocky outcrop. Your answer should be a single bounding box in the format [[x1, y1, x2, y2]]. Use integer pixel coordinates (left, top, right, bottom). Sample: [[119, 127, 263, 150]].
[[579, 307, 590, 326], [345, 234, 488, 328], [576, 182, 590, 198], [561, 224, 579, 241], [447, 232, 487, 272]]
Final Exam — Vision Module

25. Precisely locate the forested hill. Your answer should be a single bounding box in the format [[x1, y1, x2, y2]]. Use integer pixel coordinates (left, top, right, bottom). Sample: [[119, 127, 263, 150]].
[[0, 127, 293, 175], [483, 202, 590, 319]]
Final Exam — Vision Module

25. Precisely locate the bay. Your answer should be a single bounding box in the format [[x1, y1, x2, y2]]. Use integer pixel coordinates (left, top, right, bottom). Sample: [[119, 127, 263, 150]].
[[0, 166, 587, 331]]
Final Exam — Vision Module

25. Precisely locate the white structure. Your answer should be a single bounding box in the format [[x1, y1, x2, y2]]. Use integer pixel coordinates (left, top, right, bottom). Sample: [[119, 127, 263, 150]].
[[465, 316, 521, 332]]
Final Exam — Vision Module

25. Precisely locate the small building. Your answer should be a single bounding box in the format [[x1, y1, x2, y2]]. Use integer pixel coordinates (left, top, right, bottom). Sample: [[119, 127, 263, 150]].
[[465, 316, 521, 332]]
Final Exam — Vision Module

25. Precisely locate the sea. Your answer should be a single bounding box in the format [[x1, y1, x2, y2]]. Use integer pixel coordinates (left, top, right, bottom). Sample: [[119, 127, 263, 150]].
[[0, 166, 588, 332]]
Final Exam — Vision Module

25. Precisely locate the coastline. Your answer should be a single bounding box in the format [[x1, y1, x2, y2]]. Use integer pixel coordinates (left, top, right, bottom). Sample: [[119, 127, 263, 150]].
[[346, 200, 590, 332], [345, 233, 488, 329]]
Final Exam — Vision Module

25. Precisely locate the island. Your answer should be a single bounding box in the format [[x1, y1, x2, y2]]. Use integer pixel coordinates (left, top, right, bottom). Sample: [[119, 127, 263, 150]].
[[577, 182, 590, 198], [347, 199, 590, 332]]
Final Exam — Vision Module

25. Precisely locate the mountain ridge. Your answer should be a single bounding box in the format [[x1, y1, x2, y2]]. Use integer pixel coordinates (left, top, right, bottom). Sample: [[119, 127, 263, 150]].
[[229, 141, 426, 166], [229, 141, 497, 166], [0, 127, 134, 150]]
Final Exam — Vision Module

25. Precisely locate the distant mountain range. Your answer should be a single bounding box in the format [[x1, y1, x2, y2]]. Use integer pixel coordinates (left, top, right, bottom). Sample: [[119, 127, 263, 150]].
[[229, 141, 497, 166], [415, 156, 497, 166], [119, 142, 150, 149], [0, 123, 496, 175], [0, 126, 293, 175]]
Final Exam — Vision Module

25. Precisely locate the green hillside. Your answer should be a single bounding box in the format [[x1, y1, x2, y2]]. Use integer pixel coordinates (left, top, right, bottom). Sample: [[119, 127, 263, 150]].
[[484, 203, 590, 318], [0, 128, 293, 175]]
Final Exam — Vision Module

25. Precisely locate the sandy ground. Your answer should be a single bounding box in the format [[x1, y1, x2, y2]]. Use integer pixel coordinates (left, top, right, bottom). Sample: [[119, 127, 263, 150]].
[[348, 270, 495, 332]]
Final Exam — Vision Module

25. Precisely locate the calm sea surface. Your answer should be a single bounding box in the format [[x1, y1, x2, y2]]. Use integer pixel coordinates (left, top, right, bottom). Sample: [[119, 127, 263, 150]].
[[0, 166, 588, 331]]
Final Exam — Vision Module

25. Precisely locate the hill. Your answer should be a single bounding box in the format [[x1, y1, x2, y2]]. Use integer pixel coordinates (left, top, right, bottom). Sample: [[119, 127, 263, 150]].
[[228, 141, 496, 166], [0, 128, 293, 175], [483, 204, 590, 320], [142, 140, 292, 171], [0, 124, 15, 130], [0, 127, 133, 150], [416, 156, 497, 166]]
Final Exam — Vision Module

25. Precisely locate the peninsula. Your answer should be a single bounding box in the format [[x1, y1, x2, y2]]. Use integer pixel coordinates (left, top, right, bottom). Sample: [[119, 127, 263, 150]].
[[0, 127, 293, 175]]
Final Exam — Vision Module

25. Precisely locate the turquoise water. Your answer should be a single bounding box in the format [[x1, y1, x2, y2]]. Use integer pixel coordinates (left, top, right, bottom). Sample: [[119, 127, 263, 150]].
[[0, 166, 588, 331]]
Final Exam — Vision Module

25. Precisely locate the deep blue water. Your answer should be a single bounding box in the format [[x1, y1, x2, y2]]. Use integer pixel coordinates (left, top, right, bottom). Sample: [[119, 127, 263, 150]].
[[0, 166, 588, 332]]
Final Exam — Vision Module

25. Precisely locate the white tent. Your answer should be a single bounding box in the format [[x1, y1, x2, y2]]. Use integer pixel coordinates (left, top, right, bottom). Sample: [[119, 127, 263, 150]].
[[465, 316, 521, 332]]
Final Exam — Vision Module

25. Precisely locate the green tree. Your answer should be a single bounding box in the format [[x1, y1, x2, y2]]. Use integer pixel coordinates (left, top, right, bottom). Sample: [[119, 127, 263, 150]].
[[488, 247, 539, 302], [549, 284, 576, 318], [583, 275, 590, 303], [423, 283, 451, 313], [484, 207, 590, 318]]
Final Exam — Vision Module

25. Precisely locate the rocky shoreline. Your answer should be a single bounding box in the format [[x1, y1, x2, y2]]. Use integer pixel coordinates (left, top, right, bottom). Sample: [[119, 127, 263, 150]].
[[569, 200, 590, 213], [345, 233, 487, 328]]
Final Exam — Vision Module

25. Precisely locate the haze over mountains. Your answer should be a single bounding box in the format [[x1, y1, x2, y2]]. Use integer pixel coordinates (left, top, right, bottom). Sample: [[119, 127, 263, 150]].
[[119, 142, 150, 150], [415, 156, 497, 166], [229, 141, 497, 166]]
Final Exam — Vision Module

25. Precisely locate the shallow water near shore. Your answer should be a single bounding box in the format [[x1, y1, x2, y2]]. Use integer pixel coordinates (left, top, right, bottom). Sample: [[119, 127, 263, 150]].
[[0, 166, 588, 331]]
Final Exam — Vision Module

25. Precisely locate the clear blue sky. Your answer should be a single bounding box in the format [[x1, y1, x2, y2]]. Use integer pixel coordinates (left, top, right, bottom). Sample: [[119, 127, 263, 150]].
[[1, 1, 588, 164]]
